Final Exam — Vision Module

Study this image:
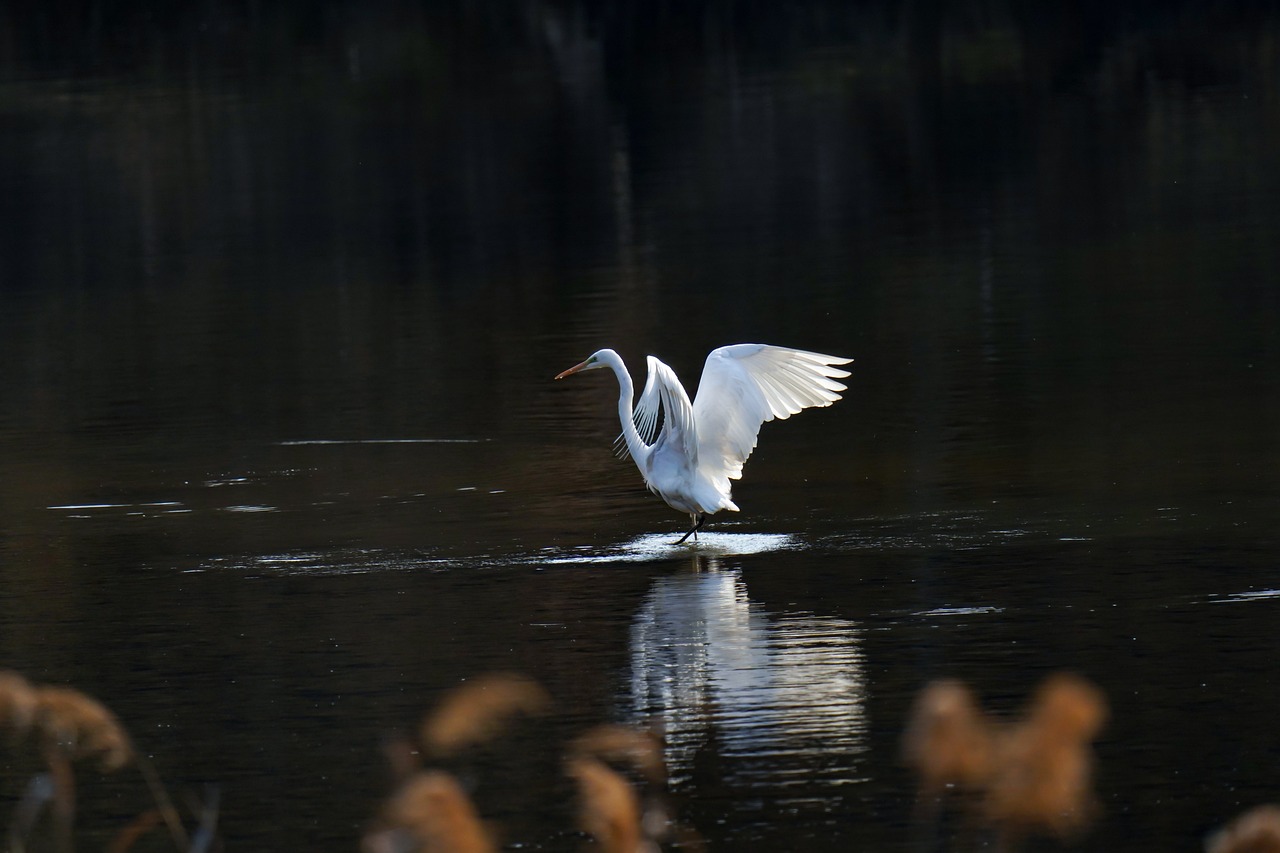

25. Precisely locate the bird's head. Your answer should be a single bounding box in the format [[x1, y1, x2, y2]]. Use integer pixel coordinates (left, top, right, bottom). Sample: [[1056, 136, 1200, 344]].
[[554, 350, 613, 380]]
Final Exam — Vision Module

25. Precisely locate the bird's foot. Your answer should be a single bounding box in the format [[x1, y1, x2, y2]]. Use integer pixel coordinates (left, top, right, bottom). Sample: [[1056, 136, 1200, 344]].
[[674, 514, 707, 545]]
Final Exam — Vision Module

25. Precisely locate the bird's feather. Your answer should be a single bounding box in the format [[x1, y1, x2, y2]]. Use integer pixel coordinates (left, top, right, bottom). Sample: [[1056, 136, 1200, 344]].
[[691, 344, 851, 484], [616, 355, 694, 461], [614, 359, 662, 459]]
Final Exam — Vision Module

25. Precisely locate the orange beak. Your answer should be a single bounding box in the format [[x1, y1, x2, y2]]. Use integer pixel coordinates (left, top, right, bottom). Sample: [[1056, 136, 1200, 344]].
[[554, 360, 591, 380]]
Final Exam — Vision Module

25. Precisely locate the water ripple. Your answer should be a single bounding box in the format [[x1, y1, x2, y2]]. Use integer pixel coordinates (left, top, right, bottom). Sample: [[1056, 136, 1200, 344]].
[[1210, 588, 1280, 604], [629, 569, 867, 792]]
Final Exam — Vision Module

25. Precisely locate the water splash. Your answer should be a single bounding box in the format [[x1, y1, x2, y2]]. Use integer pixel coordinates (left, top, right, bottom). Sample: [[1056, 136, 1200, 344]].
[[545, 532, 796, 565]]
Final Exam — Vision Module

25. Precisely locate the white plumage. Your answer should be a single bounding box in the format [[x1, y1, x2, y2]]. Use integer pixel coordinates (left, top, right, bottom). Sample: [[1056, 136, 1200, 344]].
[[556, 344, 851, 541]]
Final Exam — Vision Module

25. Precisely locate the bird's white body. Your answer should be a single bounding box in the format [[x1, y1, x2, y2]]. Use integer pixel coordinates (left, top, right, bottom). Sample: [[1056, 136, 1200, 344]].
[[556, 344, 851, 538]]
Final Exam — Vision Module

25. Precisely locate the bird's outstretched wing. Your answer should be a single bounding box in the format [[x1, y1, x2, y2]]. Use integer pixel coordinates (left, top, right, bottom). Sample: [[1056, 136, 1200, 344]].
[[615, 356, 697, 461], [691, 344, 851, 483]]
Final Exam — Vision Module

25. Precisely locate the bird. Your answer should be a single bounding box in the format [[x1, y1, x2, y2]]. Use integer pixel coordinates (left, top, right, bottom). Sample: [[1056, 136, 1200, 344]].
[[554, 344, 852, 543]]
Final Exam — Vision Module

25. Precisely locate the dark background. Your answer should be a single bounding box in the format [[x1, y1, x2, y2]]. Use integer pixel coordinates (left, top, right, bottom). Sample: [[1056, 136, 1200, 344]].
[[1, 2, 1278, 851]]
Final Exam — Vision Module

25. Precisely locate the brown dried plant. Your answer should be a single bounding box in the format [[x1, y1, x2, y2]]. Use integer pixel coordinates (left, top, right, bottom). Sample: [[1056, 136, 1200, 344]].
[[566, 756, 647, 853], [904, 673, 1108, 851], [569, 724, 679, 846], [982, 672, 1108, 845], [26, 685, 137, 853], [375, 678, 685, 853], [32, 685, 134, 771], [106, 809, 165, 853], [902, 679, 997, 803], [420, 673, 552, 757], [0, 670, 38, 734], [0, 676, 191, 853], [364, 770, 496, 853], [366, 673, 555, 853], [570, 725, 666, 788], [1206, 805, 1280, 853]]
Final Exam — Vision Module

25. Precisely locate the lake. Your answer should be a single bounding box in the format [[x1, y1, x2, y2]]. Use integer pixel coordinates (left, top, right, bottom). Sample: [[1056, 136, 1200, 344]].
[[0, 3, 1278, 851]]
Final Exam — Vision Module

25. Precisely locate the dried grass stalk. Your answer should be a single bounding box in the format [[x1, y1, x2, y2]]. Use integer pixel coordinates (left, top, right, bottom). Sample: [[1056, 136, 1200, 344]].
[[0, 675, 190, 852], [567, 757, 644, 853], [1206, 805, 1280, 853], [0, 670, 37, 733], [371, 770, 495, 853], [570, 725, 666, 787], [421, 673, 551, 756], [106, 809, 164, 853], [982, 673, 1108, 842], [904, 673, 1108, 850], [32, 686, 132, 771], [903, 679, 996, 799]]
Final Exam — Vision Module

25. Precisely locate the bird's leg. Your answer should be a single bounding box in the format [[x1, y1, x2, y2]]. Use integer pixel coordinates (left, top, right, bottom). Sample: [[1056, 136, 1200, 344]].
[[675, 513, 706, 545]]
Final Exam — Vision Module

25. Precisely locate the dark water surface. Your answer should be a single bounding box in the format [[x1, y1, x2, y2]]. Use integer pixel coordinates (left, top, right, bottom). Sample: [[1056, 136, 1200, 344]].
[[2, 5, 1279, 851]]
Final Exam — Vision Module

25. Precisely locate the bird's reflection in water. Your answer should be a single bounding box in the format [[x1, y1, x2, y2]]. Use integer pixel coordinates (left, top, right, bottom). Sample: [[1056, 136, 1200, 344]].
[[629, 555, 867, 796]]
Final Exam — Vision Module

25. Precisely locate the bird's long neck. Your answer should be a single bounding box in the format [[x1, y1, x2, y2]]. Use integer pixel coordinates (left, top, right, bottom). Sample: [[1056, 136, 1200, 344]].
[[606, 354, 651, 469]]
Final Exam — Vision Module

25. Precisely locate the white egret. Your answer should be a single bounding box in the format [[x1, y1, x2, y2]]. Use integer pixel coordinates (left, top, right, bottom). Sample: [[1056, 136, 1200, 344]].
[[555, 344, 852, 542]]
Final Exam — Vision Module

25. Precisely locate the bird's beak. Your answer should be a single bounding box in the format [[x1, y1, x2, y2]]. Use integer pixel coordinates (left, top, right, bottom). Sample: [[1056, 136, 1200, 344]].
[[555, 360, 590, 380]]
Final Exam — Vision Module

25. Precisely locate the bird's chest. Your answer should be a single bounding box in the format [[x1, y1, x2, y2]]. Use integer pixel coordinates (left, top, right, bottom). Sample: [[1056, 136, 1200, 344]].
[[643, 437, 698, 503]]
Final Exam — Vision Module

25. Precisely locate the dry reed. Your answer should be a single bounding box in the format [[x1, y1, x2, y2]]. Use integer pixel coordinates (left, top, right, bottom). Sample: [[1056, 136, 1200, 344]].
[[32, 685, 133, 771], [0, 670, 37, 734], [566, 756, 649, 853], [365, 770, 495, 853], [367, 672, 552, 853], [569, 725, 666, 787], [0, 675, 191, 853], [983, 673, 1107, 843], [902, 679, 996, 800], [1206, 805, 1280, 853], [569, 724, 675, 845], [106, 809, 164, 853], [420, 673, 551, 756], [904, 672, 1108, 850]]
